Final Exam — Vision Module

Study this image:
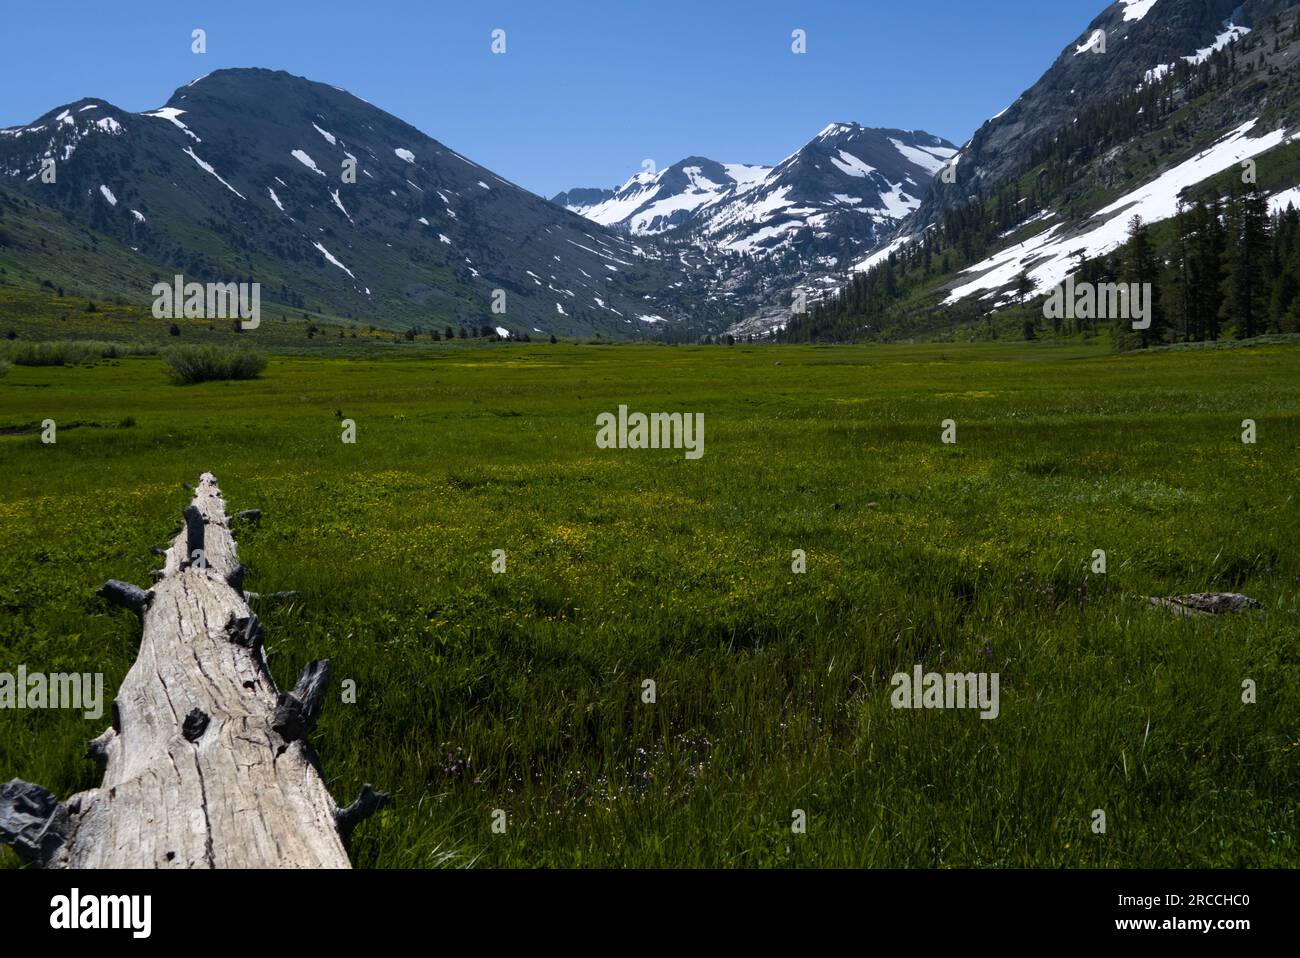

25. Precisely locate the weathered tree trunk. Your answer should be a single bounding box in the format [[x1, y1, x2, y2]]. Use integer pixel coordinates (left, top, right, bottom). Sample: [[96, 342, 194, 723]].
[[1, 473, 385, 868]]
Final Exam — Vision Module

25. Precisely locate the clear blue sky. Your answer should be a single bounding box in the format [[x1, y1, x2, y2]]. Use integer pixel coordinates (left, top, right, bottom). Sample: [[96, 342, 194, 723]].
[[1, 0, 1108, 198]]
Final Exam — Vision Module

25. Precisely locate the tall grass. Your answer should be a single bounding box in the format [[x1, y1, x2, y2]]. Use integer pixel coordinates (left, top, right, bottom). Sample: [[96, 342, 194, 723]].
[[1, 343, 1296, 868], [0, 339, 156, 366], [162, 344, 268, 383]]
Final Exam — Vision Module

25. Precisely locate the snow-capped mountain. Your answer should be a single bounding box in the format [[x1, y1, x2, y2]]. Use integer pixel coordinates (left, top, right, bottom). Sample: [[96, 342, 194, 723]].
[[0, 68, 724, 337], [910, 0, 1294, 232], [555, 157, 770, 235], [693, 124, 956, 259], [780, 0, 1300, 344], [555, 124, 956, 264]]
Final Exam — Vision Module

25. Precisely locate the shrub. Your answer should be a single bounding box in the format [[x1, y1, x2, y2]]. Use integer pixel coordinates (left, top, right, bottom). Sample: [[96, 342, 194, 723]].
[[0, 359, 10, 377], [162, 345, 267, 384], [0, 340, 154, 366]]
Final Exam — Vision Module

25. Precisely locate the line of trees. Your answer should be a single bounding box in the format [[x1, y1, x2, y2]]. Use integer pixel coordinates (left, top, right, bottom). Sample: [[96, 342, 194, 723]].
[[1106, 184, 1293, 348]]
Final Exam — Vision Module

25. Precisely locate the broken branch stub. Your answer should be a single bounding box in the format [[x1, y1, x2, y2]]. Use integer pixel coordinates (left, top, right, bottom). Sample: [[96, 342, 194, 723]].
[[273, 660, 331, 742]]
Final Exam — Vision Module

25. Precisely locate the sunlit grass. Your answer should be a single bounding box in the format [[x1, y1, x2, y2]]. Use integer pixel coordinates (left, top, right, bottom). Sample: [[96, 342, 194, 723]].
[[1, 340, 1297, 867]]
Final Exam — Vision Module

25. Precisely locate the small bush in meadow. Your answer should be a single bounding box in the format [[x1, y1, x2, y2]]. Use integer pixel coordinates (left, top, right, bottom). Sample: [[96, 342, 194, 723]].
[[162, 344, 267, 384], [0, 359, 10, 377]]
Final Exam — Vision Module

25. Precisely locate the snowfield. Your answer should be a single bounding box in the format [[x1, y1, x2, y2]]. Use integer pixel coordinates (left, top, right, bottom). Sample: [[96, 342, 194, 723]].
[[944, 120, 1292, 305]]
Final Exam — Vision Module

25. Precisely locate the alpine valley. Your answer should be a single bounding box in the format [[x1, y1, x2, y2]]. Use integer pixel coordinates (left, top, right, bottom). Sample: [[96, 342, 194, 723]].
[[2, 0, 1300, 343]]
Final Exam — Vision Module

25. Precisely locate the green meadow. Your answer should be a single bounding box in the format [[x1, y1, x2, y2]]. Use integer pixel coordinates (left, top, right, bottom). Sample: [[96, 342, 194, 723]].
[[1, 339, 1297, 867]]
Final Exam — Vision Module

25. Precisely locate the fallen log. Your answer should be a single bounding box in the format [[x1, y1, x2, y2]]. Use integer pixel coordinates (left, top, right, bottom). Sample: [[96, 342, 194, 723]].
[[0, 473, 387, 868]]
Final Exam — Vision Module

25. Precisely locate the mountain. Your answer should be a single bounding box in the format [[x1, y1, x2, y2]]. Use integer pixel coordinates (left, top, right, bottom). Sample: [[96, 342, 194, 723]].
[[691, 125, 956, 260], [0, 68, 726, 338], [554, 157, 771, 236], [783, 0, 1300, 343], [553, 123, 957, 337], [557, 124, 956, 263], [913, 0, 1296, 232], [551, 185, 616, 213]]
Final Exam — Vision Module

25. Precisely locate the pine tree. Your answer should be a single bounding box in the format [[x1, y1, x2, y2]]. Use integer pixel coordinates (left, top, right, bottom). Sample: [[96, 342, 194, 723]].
[[1121, 216, 1163, 348], [1221, 185, 1270, 338], [1193, 198, 1226, 341]]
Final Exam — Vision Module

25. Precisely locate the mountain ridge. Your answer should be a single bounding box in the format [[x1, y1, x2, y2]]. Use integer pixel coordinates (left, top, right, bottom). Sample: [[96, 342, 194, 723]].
[[0, 67, 725, 338]]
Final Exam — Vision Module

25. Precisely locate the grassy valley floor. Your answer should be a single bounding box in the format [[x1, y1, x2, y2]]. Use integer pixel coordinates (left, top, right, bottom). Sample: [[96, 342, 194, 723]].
[[1, 339, 1297, 867]]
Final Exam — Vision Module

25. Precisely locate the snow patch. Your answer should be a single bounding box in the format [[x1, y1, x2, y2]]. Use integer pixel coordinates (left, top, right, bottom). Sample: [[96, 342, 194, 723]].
[[291, 149, 327, 176], [1187, 24, 1250, 65], [829, 150, 875, 178], [852, 235, 912, 273], [723, 163, 771, 192], [889, 138, 957, 175], [1270, 186, 1300, 214], [1119, 0, 1158, 23], [142, 107, 200, 141]]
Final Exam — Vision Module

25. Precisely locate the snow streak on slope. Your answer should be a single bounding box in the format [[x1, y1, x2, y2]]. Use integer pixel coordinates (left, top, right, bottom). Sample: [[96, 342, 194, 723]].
[[1142, 24, 1251, 86], [313, 240, 356, 278], [944, 120, 1292, 305], [183, 146, 246, 199], [852, 235, 912, 273]]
